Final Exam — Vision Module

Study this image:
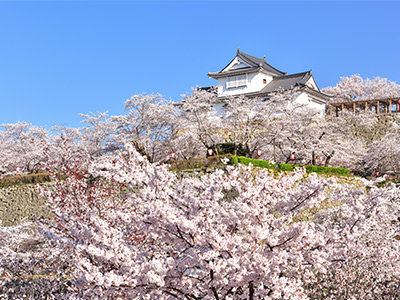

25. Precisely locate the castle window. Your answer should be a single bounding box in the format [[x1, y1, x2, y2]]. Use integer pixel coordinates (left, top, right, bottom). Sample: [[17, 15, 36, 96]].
[[226, 75, 247, 88]]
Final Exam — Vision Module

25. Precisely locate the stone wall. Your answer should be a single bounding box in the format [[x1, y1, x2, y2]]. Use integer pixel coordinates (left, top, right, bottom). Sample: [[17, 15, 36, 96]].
[[0, 167, 228, 227], [0, 184, 51, 226]]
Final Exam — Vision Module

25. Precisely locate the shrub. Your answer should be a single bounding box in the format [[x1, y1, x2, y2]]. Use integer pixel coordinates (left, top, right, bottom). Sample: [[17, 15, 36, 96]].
[[230, 156, 239, 164], [230, 157, 350, 176], [277, 163, 303, 172], [213, 143, 247, 156], [305, 165, 349, 175], [237, 156, 275, 169], [230, 156, 276, 169]]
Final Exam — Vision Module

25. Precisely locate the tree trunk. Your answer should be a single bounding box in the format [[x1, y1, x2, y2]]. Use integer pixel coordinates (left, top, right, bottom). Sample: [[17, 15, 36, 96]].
[[249, 282, 254, 300], [325, 150, 335, 167], [311, 151, 316, 166], [233, 144, 238, 156], [245, 143, 252, 158], [132, 140, 152, 163]]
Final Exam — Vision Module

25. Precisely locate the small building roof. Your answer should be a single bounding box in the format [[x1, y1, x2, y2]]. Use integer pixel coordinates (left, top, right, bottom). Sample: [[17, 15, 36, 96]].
[[208, 49, 286, 78], [260, 71, 332, 102], [235, 50, 286, 76], [260, 71, 313, 93]]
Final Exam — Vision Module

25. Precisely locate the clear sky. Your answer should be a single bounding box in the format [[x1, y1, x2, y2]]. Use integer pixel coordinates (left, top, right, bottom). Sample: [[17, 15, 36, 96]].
[[0, 0, 399, 128]]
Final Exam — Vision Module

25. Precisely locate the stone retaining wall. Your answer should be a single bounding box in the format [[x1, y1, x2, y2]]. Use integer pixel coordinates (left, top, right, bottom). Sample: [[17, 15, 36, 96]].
[[0, 167, 228, 226], [0, 184, 51, 227]]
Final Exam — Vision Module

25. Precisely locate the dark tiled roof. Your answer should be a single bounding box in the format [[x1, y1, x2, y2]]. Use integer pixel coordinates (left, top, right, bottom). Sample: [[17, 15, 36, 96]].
[[260, 71, 313, 93], [209, 67, 261, 78], [197, 86, 217, 93], [208, 49, 286, 78], [237, 50, 286, 76]]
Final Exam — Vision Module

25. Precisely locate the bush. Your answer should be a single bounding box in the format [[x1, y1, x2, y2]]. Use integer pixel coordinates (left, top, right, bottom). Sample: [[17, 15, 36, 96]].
[[278, 164, 349, 175], [278, 163, 302, 172], [230, 156, 276, 169], [214, 143, 247, 156], [230, 156, 239, 164], [305, 165, 349, 175], [230, 156, 350, 176], [237, 156, 275, 169]]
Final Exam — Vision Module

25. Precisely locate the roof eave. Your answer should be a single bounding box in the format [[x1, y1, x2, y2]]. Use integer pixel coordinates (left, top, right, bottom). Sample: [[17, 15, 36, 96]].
[[259, 68, 286, 77], [237, 50, 286, 75], [304, 86, 332, 101], [208, 66, 285, 79], [208, 67, 261, 79]]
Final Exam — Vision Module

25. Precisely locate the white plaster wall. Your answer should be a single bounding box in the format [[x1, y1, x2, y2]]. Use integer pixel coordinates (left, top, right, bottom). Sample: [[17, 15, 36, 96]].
[[306, 77, 318, 90], [293, 92, 325, 116], [308, 98, 326, 116], [294, 92, 309, 105], [224, 56, 251, 71], [217, 72, 273, 97], [230, 62, 249, 70]]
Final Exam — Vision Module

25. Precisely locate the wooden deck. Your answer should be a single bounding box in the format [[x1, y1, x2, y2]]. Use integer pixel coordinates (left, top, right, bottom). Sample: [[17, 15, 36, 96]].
[[328, 97, 400, 117]]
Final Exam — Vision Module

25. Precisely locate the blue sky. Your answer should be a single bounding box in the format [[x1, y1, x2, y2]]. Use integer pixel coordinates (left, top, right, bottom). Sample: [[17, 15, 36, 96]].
[[1, 0, 399, 128]]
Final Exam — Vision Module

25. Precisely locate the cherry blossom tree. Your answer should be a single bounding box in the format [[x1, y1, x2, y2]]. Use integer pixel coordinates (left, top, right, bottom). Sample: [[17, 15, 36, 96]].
[[364, 77, 400, 99], [363, 130, 400, 175], [35, 141, 400, 299], [322, 74, 400, 103], [168, 129, 206, 160], [320, 74, 400, 172], [221, 94, 271, 156], [305, 117, 366, 169], [176, 88, 224, 157], [111, 93, 177, 163], [324, 112, 400, 173], [322, 74, 365, 103], [242, 88, 328, 164], [0, 220, 68, 299], [50, 125, 84, 153], [78, 111, 120, 156], [220, 88, 304, 158], [2, 81, 400, 299], [177, 87, 322, 161], [37, 145, 318, 299], [0, 122, 49, 174], [305, 177, 400, 298]]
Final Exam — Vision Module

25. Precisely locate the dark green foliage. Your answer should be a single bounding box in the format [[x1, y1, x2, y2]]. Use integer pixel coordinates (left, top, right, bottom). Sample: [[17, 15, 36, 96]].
[[213, 143, 247, 156]]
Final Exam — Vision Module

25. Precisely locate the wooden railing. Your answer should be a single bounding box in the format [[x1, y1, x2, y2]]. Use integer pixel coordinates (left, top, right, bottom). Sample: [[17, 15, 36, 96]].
[[328, 97, 400, 117]]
